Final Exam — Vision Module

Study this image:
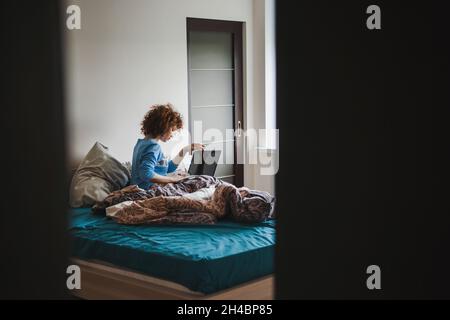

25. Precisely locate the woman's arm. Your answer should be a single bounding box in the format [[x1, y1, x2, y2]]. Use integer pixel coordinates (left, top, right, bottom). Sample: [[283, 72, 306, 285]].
[[171, 143, 205, 165], [139, 144, 183, 184], [149, 172, 184, 184]]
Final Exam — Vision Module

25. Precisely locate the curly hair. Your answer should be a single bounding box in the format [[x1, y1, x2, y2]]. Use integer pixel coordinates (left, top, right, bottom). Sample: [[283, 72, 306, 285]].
[[140, 103, 183, 138]]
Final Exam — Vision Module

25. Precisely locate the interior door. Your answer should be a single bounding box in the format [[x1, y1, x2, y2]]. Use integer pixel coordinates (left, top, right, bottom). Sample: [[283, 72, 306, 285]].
[[187, 18, 244, 186]]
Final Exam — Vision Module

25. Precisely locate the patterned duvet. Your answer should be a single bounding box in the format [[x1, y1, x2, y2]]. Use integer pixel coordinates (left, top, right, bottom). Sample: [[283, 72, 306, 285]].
[[92, 175, 275, 225]]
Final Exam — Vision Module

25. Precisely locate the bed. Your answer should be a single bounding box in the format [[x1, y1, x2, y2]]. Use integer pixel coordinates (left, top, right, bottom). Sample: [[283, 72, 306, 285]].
[[69, 207, 275, 299]]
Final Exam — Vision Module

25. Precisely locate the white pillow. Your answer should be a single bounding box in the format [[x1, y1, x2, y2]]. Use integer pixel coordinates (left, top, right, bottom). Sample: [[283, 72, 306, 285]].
[[69, 142, 130, 207]]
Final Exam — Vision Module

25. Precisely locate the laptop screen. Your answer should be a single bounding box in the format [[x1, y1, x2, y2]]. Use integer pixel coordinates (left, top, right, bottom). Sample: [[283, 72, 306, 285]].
[[188, 150, 221, 176]]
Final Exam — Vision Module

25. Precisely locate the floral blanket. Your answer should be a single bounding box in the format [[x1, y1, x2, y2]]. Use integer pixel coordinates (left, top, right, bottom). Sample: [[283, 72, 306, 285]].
[[92, 175, 275, 225]]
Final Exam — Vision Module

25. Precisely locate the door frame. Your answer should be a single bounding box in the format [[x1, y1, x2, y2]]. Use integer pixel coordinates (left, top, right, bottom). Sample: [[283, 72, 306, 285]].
[[186, 17, 244, 187]]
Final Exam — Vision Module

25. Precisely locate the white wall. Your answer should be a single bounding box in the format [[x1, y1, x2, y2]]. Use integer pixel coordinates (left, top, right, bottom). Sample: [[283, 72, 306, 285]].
[[251, 0, 276, 194], [64, 0, 275, 193]]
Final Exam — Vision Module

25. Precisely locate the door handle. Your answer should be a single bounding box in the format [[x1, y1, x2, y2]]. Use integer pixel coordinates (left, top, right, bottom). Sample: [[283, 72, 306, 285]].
[[237, 121, 242, 137]]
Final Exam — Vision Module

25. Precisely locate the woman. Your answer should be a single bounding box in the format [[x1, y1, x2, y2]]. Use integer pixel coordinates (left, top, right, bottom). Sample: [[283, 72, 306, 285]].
[[131, 103, 204, 189]]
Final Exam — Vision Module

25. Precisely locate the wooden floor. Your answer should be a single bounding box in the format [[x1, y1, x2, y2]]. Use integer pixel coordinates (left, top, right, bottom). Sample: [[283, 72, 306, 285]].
[[71, 258, 274, 300]]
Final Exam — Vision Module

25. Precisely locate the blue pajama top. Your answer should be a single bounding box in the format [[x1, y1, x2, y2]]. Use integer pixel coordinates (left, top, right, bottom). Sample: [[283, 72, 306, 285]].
[[130, 138, 177, 189]]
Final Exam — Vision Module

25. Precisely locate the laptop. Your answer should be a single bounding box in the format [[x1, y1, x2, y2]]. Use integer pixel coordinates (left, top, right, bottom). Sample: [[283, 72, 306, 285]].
[[188, 149, 221, 176]]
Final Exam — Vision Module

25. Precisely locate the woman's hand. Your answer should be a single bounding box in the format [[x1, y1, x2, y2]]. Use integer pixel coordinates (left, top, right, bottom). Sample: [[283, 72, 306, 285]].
[[169, 175, 185, 183], [150, 173, 184, 185], [175, 170, 189, 177], [179, 143, 205, 157], [171, 143, 206, 166]]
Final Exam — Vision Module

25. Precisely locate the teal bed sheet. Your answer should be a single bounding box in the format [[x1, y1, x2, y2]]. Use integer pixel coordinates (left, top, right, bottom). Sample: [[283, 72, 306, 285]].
[[69, 208, 275, 294]]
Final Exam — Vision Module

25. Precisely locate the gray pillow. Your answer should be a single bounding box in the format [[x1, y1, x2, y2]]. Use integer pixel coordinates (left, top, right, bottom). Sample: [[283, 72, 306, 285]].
[[69, 142, 130, 207]]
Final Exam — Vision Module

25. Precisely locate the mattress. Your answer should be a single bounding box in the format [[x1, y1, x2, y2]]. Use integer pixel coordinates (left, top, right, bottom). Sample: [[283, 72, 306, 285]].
[[69, 208, 275, 294]]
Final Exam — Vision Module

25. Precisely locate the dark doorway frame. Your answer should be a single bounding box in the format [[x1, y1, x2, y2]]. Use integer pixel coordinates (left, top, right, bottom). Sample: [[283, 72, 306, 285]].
[[186, 17, 244, 187]]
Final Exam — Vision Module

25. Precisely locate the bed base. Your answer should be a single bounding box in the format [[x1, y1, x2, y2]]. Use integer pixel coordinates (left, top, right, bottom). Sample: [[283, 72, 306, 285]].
[[70, 258, 274, 300]]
